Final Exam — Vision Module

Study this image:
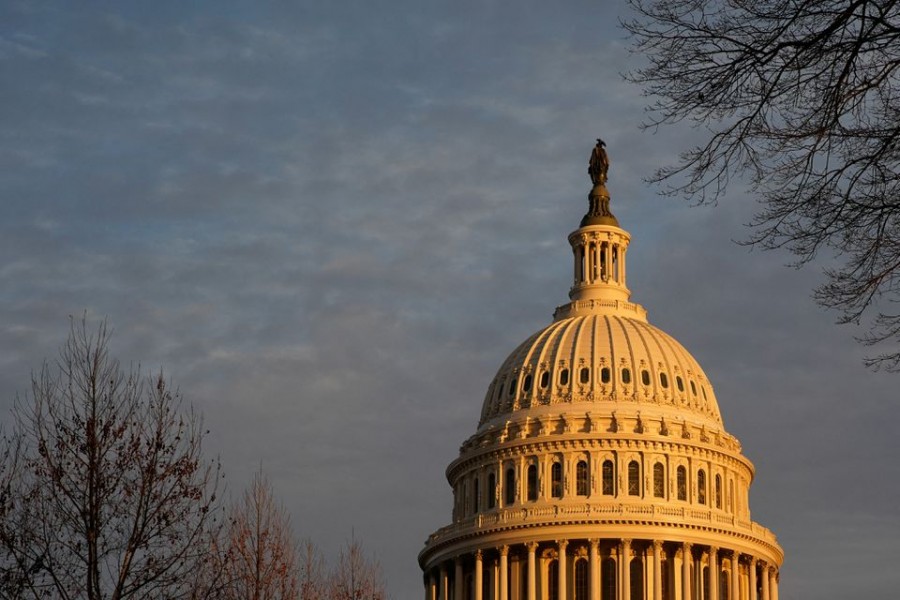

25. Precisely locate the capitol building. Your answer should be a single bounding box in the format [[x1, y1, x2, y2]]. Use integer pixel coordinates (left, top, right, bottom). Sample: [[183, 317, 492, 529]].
[[419, 142, 783, 600]]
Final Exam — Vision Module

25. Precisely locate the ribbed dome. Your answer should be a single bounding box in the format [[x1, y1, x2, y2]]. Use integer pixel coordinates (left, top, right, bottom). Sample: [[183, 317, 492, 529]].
[[478, 311, 722, 432]]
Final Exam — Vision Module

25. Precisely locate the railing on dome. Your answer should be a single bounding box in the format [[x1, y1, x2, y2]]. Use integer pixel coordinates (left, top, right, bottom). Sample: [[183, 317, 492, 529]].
[[553, 298, 648, 321], [425, 502, 779, 548]]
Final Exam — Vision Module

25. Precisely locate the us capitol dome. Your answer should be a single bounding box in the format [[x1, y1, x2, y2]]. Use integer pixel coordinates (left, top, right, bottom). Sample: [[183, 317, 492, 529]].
[[419, 141, 783, 600]]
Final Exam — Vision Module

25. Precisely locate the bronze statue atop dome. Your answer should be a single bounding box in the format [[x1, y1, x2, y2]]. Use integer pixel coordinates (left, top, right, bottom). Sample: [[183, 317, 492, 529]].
[[589, 138, 609, 185]]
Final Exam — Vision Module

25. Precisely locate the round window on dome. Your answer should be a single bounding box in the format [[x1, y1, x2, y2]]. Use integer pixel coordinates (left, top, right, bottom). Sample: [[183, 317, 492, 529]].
[[676, 376, 684, 392], [621, 368, 631, 384], [641, 369, 650, 386], [508, 378, 517, 396], [660, 373, 669, 388], [540, 371, 549, 389], [559, 368, 570, 386], [522, 374, 533, 392], [600, 367, 611, 384], [579, 367, 590, 384], [702, 386, 708, 401], [690, 380, 697, 396]]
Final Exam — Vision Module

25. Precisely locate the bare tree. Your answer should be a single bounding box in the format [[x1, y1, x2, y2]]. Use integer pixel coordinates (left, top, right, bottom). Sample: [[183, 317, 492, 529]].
[[0, 318, 221, 599], [327, 539, 386, 600], [220, 471, 299, 600], [624, 0, 900, 369], [298, 540, 326, 600]]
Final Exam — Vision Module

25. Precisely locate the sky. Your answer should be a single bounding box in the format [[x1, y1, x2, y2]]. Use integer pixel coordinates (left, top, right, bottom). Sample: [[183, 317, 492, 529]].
[[1, 1, 898, 597]]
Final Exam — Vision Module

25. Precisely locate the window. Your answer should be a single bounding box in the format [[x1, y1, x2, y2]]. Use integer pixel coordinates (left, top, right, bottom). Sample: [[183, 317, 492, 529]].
[[601, 367, 611, 383], [575, 559, 589, 600], [551, 462, 563, 499], [527, 464, 538, 502], [601, 558, 617, 600], [715, 474, 722, 508], [559, 368, 570, 386], [677, 466, 687, 501], [660, 372, 669, 388], [702, 386, 708, 401], [576, 460, 589, 496], [602, 460, 615, 495], [508, 378, 516, 396], [505, 467, 516, 505], [622, 368, 631, 384], [698, 469, 707, 505], [630, 558, 644, 600], [523, 374, 533, 392], [676, 376, 684, 392], [548, 560, 559, 600], [641, 369, 651, 386], [488, 472, 496, 508], [690, 380, 697, 396], [653, 463, 665, 498], [473, 476, 480, 513], [540, 370, 550, 389], [580, 367, 590, 384], [628, 461, 640, 496]]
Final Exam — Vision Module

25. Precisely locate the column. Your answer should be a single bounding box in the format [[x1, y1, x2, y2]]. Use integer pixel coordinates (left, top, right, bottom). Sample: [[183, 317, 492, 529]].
[[771, 570, 778, 600], [621, 539, 631, 600], [500, 546, 509, 600], [455, 557, 464, 600], [681, 543, 691, 600], [709, 547, 718, 600], [527, 543, 537, 600], [730, 553, 740, 600], [440, 564, 449, 600], [427, 571, 437, 600], [748, 558, 757, 600], [590, 539, 601, 600], [558, 540, 569, 600], [475, 551, 484, 600], [652, 541, 663, 600], [760, 567, 770, 600]]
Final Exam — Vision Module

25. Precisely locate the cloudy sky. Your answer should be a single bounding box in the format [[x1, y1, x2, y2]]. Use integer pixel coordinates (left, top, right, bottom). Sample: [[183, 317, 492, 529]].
[[1, 1, 898, 597]]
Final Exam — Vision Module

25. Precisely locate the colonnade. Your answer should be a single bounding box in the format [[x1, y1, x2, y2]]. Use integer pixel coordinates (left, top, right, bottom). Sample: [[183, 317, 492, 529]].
[[424, 539, 778, 600]]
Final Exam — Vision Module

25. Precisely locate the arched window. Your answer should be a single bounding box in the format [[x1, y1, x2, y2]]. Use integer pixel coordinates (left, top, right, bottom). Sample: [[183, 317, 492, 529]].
[[653, 463, 665, 498], [548, 559, 559, 600], [551, 462, 563, 499], [630, 558, 644, 600], [690, 380, 697, 396], [715, 474, 722, 508], [622, 368, 631, 384], [540, 370, 550, 389], [473, 476, 480, 513], [698, 469, 707, 505], [508, 378, 516, 396], [523, 374, 533, 392], [527, 464, 538, 502], [660, 372, 669, 388], [628, 461, 640, 496], [601, 558, 617, 600], [575, 559, 589, 600], [602, 460, 615, 495], [505, 467, 516, 506], [601, 367, 611, 383], [576, 460, 589, 496], [676, 376, 684, 392], [559, 368, 570, 386], [677, 466, 687, 501], [487, 472, 496, 508], [641, 369, 651, 385]]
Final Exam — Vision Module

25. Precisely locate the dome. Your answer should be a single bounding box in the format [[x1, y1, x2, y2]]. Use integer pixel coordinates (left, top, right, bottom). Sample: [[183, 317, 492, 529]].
[[478, 311, 723, 433], [419, 141, 782, 600]]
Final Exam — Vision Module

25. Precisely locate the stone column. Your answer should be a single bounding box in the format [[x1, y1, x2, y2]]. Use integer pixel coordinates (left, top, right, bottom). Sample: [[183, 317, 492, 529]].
[[681, 543, 691, 600], [730, 553, 740, 600], [558, 540, 568, 600], [709, 547, 718, 600], [761, 567, 770, 600], [621, 539, 631, 600], [427, 571, 436, 600], [590, 539, 601, 600], [500, 546, 509, 600], [527, 543, 537, 600], [475, 551, 484, 600], [440, 564, 449, 600], [748, 558, 757, 600], [652, 541, 663, 600], [771, 570, 779, 600]]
